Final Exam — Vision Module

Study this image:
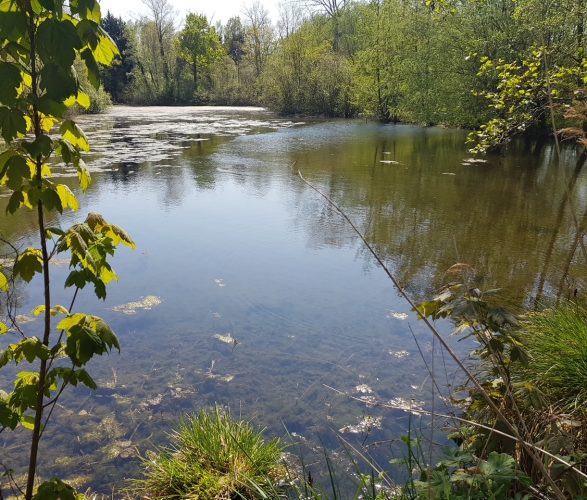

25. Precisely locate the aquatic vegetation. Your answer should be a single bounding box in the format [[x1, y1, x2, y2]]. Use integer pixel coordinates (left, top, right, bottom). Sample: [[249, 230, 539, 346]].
[[339, 415, 383, 434], [112, 295, 162, 315], [213, 333, 236, 345], [131, 406, 286, 499]]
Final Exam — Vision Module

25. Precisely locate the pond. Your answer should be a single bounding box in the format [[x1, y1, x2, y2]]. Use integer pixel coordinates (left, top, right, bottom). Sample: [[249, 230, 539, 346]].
[[1, 106, 585, 494]]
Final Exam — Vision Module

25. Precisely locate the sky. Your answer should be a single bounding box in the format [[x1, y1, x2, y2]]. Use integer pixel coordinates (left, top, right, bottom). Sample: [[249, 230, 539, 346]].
[[99, 0, 281, 25]]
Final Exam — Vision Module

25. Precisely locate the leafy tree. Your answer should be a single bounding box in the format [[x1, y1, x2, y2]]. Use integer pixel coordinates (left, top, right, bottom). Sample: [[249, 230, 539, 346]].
[[178, 13, 224, 95], [0, 1, 134, 498], [101, 11, 135, 103], [224, 16, 246, 83], [243, 1, 274, 78]]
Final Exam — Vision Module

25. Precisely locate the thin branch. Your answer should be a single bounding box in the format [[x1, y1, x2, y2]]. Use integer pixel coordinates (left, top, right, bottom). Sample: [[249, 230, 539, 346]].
[[298, 170, 566, 498]]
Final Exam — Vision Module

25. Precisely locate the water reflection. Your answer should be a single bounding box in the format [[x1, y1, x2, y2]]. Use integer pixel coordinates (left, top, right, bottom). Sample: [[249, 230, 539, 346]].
[[0, 106, 585, 493]]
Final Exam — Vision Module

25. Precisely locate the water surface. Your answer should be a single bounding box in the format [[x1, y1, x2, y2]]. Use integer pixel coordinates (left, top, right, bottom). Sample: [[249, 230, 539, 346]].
[[1, 106, 585, 494]]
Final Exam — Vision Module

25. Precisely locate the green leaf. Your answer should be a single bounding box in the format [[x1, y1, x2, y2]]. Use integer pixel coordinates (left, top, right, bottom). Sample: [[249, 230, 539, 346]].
[[22, 134, 53, 159], [6, 189, 24, 214], [35, 95, 68, 118], [2, 155, 31, 190], [93, 29, 119, 65], [75, 368, 97, 389], [57, 313, 87, 331], [0, 11, 27, 42], [0, 105, 27, 142], [34, 479, 80, 500], [80, 48, 100, 89], [13, 248, 43, 282], [56, 184, 79, 211], [0, 62, 22, 104], [60, 120, 90, 152], [77, 159, 91, 191], [0, 270, 8, 292], [35, 185, 64, 213], [20, 414, 36, 430], [0, 322, 8, 335], [40, 62, 78, 101], [37, 18, 82, 68], [76, 91, 90, 110], [71, 0, 101, 22]]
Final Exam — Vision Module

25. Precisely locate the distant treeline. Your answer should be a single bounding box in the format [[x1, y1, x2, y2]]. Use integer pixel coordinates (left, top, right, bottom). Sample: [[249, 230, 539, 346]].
[[98, 0, 586, 128]]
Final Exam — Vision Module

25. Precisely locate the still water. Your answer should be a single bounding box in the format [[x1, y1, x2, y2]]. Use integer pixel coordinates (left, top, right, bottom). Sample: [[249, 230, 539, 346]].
[[1, 106, 585, 494]]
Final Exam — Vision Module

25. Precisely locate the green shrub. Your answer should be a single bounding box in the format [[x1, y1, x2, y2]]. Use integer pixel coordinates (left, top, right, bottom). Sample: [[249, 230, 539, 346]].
[[517, 304, 587, 412], [132, 407, 286, 499]]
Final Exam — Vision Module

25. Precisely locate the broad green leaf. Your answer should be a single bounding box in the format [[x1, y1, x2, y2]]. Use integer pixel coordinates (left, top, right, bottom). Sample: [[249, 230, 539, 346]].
[[40, 63, 78, 101], [0, 105, 27, 142], [6, 189, 24, 214], [80, 48, 100, 89], [0, 322, 8, 335], [72, 0, 101, 22], [77, 159, 91, 191], [60, 120, 90, 152], [0, 62, 21, 104], [37, 18, 81, 68], [2, 155, 30, 190], [36, 96, 68, 118], [56, 184, 79, 211], [13, 248, 43, 282], [20, 414, 36, 430], [33, 478, 80, 500], [22, 134, 52, 159], [93, 29, 119, 65], [75, 368, 97, 389], [57, 313, 87, 331], [33, 305, 45, 316], [76, 19, 100, 49], [76, 91, 91, 109], [0, 11, 27, 42]]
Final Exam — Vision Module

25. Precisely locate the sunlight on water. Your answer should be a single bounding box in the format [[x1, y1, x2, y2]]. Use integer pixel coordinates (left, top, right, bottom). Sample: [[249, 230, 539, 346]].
[[0, 106, 585, 493]]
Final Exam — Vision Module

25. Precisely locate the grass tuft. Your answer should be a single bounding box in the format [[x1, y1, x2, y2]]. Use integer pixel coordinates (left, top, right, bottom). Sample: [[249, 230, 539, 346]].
[[516, 304, 587, 412], [130, 406, 286, 499]]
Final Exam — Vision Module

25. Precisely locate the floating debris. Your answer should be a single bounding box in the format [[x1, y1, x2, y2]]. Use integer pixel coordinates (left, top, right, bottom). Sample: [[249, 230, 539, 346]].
[[380, 160, 401, 164], [339, 416, 383, 434], [211, 312, 222, 319], [214, 333, 237, 345], [15, 314, 36, 325], [205, 373, 235, 383], [112, 295, 162, 315], [461, 157, 487, 165], [441, 172, 456, 176], [355, 384, 373, 394], [214, 278, 225, 287], [386, 397, 425, 414], [389, 350, 410, 359], [386, 311, 408, 320], [359, 395, 378, 407]]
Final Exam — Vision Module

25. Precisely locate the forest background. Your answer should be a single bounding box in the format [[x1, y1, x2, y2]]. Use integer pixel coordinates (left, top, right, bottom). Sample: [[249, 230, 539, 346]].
[[94, 0, 587, 132]]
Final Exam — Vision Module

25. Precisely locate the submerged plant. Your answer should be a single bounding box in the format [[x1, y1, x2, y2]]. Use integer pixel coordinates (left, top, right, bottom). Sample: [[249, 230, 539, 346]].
[[132, 406, 286, 499]]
